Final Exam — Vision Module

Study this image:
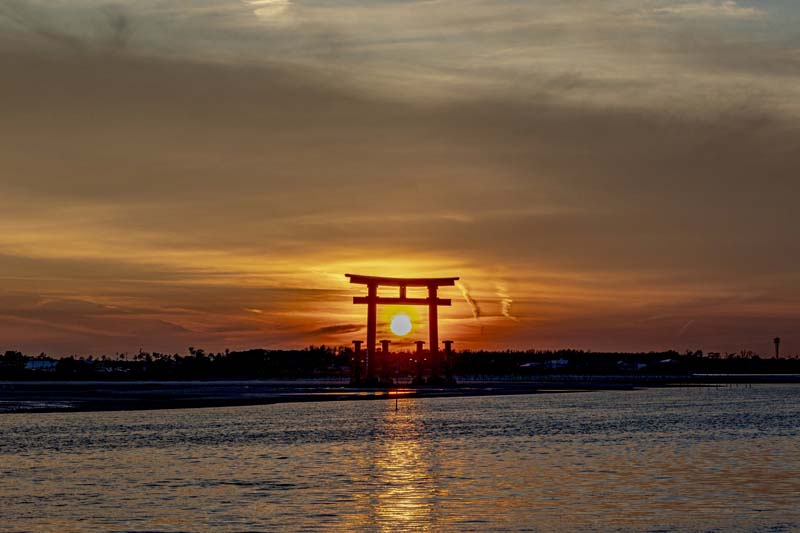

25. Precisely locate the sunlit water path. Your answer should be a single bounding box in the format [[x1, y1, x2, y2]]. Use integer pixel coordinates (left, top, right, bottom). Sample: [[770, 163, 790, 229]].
[[2, 386, 799, 532]]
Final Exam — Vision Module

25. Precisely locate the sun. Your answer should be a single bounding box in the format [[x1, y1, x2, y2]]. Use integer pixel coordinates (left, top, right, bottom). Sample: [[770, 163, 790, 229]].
[[390, 313, 413, 336]]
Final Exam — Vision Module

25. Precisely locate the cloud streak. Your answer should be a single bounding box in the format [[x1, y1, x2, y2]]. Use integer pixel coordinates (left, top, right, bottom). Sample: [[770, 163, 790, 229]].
[[309, 324, 363, 336], [651, 1, 763, 19], [456, 281, 482, 323], [495, 283, 517, 322]]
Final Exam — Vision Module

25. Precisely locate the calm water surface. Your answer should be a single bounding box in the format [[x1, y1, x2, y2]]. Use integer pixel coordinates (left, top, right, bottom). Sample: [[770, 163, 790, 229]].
[[1, 385, 799, 532]]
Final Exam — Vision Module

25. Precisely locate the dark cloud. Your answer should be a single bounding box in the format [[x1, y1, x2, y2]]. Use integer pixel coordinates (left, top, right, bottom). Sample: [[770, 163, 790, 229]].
[[309, 324, 363, 336], [0, 0, 85, 50]]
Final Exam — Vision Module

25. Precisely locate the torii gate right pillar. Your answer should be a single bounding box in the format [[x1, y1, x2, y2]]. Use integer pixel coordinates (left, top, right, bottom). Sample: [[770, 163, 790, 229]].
[[428, 284, 440, 378], [366, 283, 377, 379]]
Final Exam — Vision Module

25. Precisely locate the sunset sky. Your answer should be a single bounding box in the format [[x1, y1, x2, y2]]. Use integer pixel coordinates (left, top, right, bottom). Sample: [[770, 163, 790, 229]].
[[1, 0, 798, 356]]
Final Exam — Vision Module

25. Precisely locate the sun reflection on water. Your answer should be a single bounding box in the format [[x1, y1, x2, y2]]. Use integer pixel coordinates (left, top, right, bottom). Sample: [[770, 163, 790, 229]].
[[354, 401, 441, 532]]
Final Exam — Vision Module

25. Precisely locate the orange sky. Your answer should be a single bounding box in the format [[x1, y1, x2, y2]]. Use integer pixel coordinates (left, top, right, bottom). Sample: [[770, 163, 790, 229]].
[[1, 0, 798, 356]]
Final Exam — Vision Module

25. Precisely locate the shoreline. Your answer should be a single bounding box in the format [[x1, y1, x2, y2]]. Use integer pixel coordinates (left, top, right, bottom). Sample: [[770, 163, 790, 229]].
[[0, 381, 628, 414], [3, 376, 796, 414]]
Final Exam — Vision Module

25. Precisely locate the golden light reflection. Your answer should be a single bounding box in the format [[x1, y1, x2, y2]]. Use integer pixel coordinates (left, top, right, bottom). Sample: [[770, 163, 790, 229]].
[[351, 401, 440, 532], [375, 407, 436, 531]]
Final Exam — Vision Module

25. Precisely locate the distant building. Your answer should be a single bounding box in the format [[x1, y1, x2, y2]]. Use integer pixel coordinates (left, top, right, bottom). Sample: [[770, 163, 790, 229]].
[[25, 360, 58, 372], [617, 360, 647, 371], [546, 358, 569, 370]]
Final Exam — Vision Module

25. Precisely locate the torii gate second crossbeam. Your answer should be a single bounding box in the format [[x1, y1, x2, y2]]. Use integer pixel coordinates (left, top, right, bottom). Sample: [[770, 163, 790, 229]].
[[345, 273, 458, 380]]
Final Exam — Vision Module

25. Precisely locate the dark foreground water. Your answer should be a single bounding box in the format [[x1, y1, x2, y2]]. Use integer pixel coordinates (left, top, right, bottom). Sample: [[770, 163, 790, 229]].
[[1, 385, 799, 532]]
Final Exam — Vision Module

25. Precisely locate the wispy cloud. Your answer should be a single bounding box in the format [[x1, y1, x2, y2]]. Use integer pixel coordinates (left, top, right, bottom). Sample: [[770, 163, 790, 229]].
[[676, 319, 694, 338], [456, 281, 482, 323], [495, 283, 517, 322], [309, 323, 363, 336], [651, 1, 763, 19]]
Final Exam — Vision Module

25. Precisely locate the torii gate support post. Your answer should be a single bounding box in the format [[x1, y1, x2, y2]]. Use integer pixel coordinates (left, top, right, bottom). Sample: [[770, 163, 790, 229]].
[[351, 340, 363, 383], [414, 340, 425, 382], [380, 340, 391, 381], [443, 340, 454, 382]]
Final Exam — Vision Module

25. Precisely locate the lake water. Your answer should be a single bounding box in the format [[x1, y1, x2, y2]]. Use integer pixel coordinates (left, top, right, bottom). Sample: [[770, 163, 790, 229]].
[[1, 385, 799, 532]]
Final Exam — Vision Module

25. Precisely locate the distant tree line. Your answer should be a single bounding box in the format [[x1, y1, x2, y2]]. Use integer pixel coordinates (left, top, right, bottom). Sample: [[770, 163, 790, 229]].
[[0, 346, 343, 380], [455, 349, 800, 376], [1, 346, 799, 381]]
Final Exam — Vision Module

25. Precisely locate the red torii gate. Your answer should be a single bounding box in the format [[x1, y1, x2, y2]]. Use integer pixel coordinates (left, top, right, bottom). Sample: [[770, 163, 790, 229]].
[[345, 273, 458, 381]]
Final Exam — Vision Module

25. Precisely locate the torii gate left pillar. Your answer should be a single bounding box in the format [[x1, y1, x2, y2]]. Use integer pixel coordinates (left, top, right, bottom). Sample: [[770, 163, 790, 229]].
[[346, 274, 458, 382]]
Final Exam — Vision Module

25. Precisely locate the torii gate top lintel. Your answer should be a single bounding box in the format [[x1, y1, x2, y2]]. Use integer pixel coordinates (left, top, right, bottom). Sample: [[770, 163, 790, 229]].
[[345, 274, 459, 288]]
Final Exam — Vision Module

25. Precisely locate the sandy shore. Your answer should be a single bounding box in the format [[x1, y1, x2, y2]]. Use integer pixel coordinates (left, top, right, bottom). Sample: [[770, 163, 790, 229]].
[[3, 374, 794, 413], [0, 380, 624, 413]]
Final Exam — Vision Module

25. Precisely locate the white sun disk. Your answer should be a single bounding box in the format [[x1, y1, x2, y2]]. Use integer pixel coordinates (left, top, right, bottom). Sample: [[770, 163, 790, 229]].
[[390, 313, 412, 336]]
